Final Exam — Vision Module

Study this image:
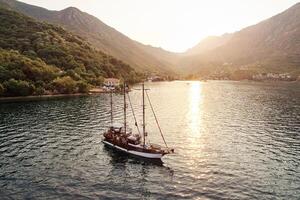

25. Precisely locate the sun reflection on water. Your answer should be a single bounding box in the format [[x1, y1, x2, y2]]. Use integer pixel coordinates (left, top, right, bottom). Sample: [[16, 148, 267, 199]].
[[187, 81, 203, 139], [183, 81, 204, 167]]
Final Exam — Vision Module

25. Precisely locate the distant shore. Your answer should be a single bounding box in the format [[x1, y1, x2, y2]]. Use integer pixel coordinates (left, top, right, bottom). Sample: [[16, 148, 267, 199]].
[[182, 79, 300, 83], [1, 80, 299, 103], [0, 88, 110, 103], [0, 93, 93, 103]]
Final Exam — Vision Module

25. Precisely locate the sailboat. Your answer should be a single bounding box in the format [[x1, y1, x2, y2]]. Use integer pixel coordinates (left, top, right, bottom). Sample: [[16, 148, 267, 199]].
[[102, 82, 174, 160]]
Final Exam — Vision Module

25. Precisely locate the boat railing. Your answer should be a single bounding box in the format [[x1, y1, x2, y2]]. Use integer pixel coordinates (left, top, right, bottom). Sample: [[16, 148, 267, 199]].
[[150, 143, 175, 153]]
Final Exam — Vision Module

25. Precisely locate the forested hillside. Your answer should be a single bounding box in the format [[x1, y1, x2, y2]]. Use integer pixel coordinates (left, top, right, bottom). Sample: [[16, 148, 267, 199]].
[[0, 0, 178, 74], [0, 7, 141, 97], [179, 3, 300, 78]]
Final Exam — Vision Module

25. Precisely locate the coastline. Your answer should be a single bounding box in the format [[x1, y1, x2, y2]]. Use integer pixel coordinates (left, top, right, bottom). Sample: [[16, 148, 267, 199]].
[[0, 88, 112, 103], [1, 80, 298, 103], [0, 93, 94, 103]]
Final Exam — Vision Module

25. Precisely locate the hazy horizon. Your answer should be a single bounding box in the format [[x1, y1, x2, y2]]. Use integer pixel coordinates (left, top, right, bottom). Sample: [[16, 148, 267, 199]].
[[16, 0, 300, 52]]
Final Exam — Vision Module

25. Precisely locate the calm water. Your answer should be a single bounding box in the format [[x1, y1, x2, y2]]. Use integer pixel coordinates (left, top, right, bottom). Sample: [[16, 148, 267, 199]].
[[0, 81, 299, 199]]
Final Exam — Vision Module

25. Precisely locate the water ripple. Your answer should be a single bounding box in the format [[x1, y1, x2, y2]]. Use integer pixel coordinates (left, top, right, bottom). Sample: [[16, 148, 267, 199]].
[[0, 81, 299, 199]]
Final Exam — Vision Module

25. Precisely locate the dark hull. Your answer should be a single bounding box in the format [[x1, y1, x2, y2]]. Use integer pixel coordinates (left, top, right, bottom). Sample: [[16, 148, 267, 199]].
[[102, 140, 164, 159]]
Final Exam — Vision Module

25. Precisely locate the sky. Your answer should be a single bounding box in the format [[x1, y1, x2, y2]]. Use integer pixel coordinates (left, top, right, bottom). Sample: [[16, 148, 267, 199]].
[[19, 0, 299, 52]]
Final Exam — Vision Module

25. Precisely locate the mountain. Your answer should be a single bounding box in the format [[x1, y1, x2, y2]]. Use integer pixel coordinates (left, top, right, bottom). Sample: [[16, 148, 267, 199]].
[[1, 0, 299, 80], [180, 3, 300, 77], [185, 34, 233, 55], [0, 0, 178, 75], [0, 6, 141, 97]]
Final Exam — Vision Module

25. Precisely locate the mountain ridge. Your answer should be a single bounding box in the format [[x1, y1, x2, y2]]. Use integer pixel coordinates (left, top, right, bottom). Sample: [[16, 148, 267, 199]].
[[1, 0, 299, 78], [0, 0, 178, 74], [179, 2, 300, 76], [185, 34, 233, 56], [0, 6, 141, 97]]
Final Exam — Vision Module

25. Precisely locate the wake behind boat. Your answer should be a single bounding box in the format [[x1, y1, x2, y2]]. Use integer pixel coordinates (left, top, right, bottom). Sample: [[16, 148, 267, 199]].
[[102, 82, 174, 160]]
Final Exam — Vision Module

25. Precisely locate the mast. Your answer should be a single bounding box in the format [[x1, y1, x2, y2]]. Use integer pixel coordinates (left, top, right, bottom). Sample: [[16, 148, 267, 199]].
[[124, 83, 127, 134], [110, 88, 113, 127], [145, 90, 169, 149], [142, 82, 146, 146]]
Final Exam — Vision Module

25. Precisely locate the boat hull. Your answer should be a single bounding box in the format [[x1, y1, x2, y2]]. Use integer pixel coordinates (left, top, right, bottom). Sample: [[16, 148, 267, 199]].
[[102, 140, 163, 159]]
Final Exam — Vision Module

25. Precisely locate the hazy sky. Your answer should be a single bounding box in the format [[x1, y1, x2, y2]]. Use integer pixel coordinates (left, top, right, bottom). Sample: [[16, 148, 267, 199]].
[[19, 0, 299, 52]]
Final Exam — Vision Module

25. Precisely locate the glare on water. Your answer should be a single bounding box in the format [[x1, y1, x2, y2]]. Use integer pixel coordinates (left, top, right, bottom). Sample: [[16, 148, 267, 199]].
[[0, 81, 299, 199], [187, 81, 203, 139]]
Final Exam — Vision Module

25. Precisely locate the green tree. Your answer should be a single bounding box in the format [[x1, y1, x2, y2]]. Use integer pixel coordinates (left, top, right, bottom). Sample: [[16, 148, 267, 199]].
[[3, 78, 35, 96], [77, 81, 90, 93], [95, 76, 104, 86], [35, 86, 45, 95], [0, 83, 5, 96], [52, 76, 77, 94], [66, 69, 81, 81], [23, 50, 37, 59], [0, 8, 141, 97], [0, 66, 10, 82]]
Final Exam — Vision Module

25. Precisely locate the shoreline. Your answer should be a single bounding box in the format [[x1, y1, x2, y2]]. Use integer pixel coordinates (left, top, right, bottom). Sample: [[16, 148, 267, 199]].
[[0, 93, 91, 103], [1, 80, 299, 103], [0, 91, 110, 103]]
